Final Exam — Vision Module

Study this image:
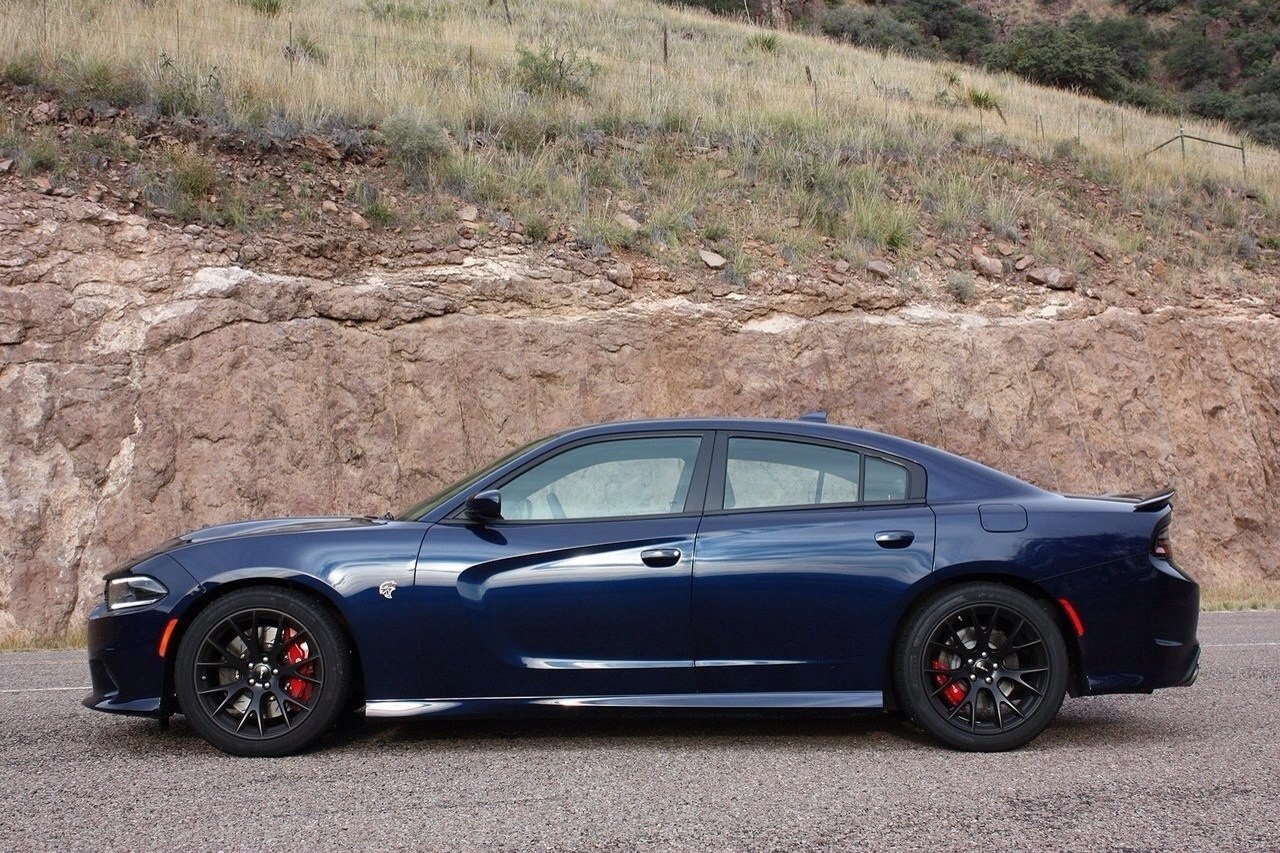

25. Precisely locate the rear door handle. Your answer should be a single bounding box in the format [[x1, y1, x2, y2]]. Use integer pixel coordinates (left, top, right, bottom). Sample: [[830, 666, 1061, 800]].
[[875, 531, 915, 549], [640, 548, 682, 567]]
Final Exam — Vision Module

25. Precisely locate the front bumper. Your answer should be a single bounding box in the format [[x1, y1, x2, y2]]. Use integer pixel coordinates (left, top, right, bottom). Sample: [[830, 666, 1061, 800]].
[[83, 553, 200, 717]]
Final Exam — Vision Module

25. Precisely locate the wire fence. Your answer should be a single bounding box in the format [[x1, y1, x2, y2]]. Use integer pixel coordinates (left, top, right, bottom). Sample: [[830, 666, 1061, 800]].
[[10, 2, 1280, 177]]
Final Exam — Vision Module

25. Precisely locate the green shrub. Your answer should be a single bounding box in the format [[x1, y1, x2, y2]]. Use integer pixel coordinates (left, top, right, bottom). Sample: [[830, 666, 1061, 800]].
[[820, 7, 931, 57], [1121, 0, 1182, 12], [1234, 93, 1280, 146], [1069, 14, 1157, 82], [747, 32, 780, 53], [19, 137, 59, 175], [363, 0, 438, 22], [154, 65, 203, 116], [75, 59, 149, 107], [235, 0, 284, 15], [289, 32, 328, 65], [363, 200, 396, 227], [515, 43, 596, 98], [521, 212, 551, 243], [1, 54, 42, 87], [382, 114, 452, 185], [1188, 85, 1241, 122], [946, 272, 975, 304], [1165, 17, 1231, 90], [984, 23, 1127, 100], [170, 151, 216, 198], [913, 0, 994, 62]]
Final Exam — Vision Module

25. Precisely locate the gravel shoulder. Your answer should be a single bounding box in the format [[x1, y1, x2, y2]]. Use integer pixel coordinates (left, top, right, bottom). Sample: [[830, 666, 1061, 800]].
[[1, 611, 1276, 850]]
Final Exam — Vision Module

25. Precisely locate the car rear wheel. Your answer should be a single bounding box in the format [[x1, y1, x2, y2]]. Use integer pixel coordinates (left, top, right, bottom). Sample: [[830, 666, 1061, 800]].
[[175, 586, 352, 757], [894, 583, 1069, 752]]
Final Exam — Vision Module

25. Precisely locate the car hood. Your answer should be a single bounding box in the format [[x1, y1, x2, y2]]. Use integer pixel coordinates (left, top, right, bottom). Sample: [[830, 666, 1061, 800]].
[[178, 516, 389, 545]]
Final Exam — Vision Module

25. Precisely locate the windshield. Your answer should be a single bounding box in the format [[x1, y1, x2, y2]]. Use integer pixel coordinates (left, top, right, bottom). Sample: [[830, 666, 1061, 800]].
[[395, 435, 555, 521]]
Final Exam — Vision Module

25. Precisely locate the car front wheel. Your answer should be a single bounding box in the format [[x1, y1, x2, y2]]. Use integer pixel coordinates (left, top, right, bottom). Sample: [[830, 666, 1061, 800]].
[[894, 582, 1070, 752], [174, 586, 353, 757]]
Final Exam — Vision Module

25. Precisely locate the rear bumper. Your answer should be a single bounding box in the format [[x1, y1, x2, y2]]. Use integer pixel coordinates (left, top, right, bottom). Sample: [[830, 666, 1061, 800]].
[[1046, 554, 1200, 696]]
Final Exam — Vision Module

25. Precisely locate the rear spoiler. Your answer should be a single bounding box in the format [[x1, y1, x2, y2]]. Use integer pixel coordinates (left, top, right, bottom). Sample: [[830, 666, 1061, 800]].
[[1131, 488, 1175, 512], [1102, 487, 1175, 512], [1063, 487, 1174, 512]]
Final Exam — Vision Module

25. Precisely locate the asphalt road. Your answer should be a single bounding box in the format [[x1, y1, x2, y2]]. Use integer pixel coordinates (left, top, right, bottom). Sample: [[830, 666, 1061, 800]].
[[1, 610, 1276, 851]]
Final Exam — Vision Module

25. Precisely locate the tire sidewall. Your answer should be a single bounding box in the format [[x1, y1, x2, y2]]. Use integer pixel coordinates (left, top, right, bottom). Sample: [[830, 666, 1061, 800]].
[[894, 583, 1070, 752], [174, 586, 352, 757]]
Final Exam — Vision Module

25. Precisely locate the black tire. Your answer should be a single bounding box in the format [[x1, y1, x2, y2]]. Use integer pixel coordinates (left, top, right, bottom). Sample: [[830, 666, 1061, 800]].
[[893, 582, 1069, 752], [175, 586, 353, 757]]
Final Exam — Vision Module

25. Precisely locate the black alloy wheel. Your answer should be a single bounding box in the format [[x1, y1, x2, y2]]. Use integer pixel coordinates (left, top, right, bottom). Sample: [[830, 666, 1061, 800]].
[[894, 583, 1069, 752], [175, 587, 352, 757]]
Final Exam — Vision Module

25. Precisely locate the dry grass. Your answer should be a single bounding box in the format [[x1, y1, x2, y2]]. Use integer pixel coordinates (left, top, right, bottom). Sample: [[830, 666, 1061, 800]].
[[4, 0, 1274, 181], [1, 0, 1276, 270], [1199, 582, 1280, 612], [0, 623, 87, 652]]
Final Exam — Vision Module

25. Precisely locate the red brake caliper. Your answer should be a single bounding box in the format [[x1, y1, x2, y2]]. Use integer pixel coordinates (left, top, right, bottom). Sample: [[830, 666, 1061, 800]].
[[281, 627, 314, 704], [931, 657, 967, 706]]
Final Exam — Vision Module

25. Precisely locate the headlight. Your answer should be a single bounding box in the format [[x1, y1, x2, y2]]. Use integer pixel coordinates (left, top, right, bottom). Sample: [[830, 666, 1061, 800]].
[[105, 576, 168, 611]]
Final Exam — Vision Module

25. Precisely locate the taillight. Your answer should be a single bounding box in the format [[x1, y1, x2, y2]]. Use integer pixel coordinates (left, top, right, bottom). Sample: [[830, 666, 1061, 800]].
[[1152, 519, 1172, 560]]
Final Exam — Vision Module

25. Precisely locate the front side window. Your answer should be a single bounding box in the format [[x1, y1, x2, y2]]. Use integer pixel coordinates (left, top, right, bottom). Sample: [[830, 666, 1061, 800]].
[[724, 438, 861, 510], [500, 436, 702, 521]]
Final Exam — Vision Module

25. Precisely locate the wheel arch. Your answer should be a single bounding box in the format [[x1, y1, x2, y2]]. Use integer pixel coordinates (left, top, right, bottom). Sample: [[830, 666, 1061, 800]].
[[162, 575, 367, 715], [882, 569, 1086, 711]]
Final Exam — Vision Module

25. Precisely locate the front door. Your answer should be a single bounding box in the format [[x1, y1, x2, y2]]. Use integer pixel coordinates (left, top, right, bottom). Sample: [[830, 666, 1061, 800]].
[[692, 433, 935, 695], [414, 433, 712, 699]]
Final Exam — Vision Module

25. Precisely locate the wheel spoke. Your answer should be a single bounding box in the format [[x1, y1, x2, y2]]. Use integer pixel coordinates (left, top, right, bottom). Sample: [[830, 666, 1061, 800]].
[[203, 639, 244, 665], [992, 618, 1026, 660], [255, 692, 268, 737], [228, 616, 260, 659], [211, 687, 244, 716], [272, 690, 293, 729], [1002, 673, 1045, 696], [999, 695, 1026, 719], [282, 655, 320, 676]]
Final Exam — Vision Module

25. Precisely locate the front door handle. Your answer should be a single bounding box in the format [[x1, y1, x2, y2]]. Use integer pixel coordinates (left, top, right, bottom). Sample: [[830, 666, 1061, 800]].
[[640, 548, 682, 567], [875, 531, 915, 549]]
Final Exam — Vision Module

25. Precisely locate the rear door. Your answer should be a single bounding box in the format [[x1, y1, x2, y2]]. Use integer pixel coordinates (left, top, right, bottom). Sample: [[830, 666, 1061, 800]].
[[692, 432, 935, 694]]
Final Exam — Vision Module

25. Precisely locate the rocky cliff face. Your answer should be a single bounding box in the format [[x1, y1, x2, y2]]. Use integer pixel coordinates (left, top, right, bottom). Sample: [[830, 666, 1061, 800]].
[[2, 191, 1277, 636]]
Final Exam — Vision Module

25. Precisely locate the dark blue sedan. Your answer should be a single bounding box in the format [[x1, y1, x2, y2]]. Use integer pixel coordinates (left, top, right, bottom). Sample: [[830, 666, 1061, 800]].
[[85, 416, 1200, 755]]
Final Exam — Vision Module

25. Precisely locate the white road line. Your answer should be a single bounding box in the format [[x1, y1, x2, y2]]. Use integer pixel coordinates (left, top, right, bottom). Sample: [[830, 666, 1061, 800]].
[[1201, 642, 1280, 647], [0, 686, 89, 693]]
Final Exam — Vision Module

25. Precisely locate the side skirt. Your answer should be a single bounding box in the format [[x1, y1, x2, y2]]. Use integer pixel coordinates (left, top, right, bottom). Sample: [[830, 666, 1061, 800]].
[[365, 691, 884, 718]]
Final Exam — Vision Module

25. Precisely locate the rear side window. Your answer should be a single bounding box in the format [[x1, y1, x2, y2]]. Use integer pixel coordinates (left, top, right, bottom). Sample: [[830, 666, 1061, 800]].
[[864, 456, 909, 502], [722, 437, 915, 510], [725, 438, 861, 510]]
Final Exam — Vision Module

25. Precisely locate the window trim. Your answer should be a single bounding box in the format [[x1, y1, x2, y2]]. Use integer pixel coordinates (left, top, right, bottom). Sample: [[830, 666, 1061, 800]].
[[441, 431, 715, 525], [702, 430, 926, 515]]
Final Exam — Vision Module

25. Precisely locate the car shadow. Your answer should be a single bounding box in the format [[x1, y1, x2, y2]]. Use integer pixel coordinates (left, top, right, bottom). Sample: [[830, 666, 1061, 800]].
[[94, 700, 1179, 757]]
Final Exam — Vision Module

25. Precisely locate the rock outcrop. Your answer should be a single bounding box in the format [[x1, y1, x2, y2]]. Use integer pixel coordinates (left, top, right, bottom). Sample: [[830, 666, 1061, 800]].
[[2, 193, 1278, 636]]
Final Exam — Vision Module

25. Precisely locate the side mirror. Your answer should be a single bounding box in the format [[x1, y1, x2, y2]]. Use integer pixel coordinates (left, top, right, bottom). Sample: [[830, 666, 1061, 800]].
[[464, 489, 502, 522]]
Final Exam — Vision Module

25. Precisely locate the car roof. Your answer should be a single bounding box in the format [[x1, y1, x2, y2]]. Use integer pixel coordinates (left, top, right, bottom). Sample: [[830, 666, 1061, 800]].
[[549, 418, 1043, 502]]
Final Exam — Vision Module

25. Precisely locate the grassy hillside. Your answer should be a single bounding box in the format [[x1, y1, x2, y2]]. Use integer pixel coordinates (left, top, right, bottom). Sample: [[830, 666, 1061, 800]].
[[687, 1, 1280, 146], [1, 0, 1276, 289]]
